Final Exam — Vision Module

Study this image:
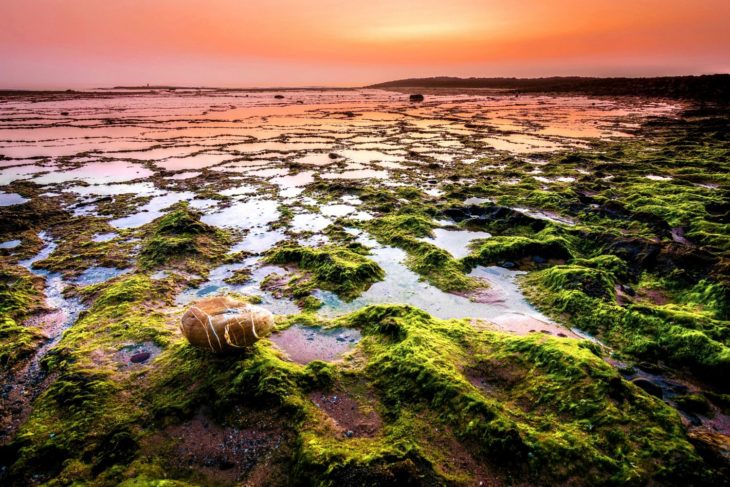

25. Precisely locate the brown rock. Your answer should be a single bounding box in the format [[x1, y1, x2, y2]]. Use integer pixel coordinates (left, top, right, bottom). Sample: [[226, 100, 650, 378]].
[[180, 296, 275, 352]]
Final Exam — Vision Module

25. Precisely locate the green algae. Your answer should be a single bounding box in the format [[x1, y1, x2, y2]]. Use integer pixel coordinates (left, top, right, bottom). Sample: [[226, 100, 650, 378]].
[[524, 264, 730, 384], [264, 244, 384, 301], [0, 264, 45, 367], [139, 203, 232, 272], [465, 232, 573, 269]]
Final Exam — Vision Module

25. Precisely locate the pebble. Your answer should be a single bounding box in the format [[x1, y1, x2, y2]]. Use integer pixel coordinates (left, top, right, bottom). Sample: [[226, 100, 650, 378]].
[[130, 351, 151, 363]]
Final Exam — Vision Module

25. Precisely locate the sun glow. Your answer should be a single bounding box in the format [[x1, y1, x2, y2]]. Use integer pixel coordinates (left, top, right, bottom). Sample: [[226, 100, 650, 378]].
[[0, 0, 728, 87]]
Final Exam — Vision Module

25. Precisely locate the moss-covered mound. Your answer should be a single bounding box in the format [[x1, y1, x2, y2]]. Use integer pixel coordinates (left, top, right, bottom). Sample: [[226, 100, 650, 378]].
[[139, 203, 231, 271], [465, 231, 573, 269], [524, 263, 730, 384], [264, 244, 384, 301]]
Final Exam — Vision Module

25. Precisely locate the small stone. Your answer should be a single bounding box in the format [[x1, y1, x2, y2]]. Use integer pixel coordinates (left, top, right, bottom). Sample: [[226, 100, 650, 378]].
[[409, 94, 424, 102], [130, 352, 151, 363]]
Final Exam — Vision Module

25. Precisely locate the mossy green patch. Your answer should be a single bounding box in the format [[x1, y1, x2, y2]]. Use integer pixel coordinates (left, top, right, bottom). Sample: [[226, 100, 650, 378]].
[[0, 263, 45, 368], [139, 203, 232, 273], [264, 244, 384, 301], [524, 264, 730, 384]]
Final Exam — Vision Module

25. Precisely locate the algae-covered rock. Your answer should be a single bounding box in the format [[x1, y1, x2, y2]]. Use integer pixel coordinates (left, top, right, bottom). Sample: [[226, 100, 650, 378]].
[[180, 296, 274, 352]]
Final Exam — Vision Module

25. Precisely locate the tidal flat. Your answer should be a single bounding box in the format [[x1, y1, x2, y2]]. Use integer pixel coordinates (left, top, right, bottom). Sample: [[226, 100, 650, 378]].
[[0, 88, 728, 485]]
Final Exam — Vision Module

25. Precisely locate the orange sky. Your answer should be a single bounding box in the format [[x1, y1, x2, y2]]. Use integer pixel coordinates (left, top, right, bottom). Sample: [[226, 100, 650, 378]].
[[1, 0, 728, 88]]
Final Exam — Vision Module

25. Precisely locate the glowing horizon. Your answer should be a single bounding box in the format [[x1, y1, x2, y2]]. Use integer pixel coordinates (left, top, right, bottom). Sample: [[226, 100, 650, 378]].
[[1, 0, 728, 89]]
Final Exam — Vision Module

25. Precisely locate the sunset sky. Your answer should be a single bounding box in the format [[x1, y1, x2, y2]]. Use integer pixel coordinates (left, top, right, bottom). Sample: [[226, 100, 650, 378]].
[[1, 0, 728, 88]]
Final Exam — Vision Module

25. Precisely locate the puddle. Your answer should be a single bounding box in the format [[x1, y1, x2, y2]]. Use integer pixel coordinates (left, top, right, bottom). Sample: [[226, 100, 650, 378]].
[[320, 204, 357, 218], [464, 197, 492, 205], [315, 232, 569, 336], [512, 207, 576, 226], [0, 192, 29, 206], [92, 232, 118, 242], [290, 213, 332, 233], [420, 228, 491, 259], [73, 266, 131, 286], [0, 239, 22, 249], [269, 325, 361, 364], [156, 153, 231, 171], [66, 182, 161, 197], [110, 191, 196, 228], [6, 233, 86, 439], [201, 198, 280, 230], [31, 161, 154, 185], [231, 229, 287, 254], [321, 169, 389, 180]]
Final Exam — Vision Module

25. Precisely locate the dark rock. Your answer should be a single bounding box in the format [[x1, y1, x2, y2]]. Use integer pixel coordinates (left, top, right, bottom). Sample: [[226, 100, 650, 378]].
[[328, 153, 339, 159], [130, 352, 151, 363], [618, 284, 636, 296], [409, 94, 424, 102], [632, 378, 663, 398], [274, 95, 285, 99]]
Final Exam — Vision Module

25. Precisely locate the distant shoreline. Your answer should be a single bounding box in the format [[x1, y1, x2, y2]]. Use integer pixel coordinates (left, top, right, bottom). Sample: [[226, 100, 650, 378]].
[[1, 74, 728, 102], [368, 74, 730, 101]]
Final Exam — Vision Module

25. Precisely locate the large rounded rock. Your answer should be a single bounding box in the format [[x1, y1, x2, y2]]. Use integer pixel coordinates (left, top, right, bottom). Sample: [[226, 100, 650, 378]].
[[180, 296, 274, 352]]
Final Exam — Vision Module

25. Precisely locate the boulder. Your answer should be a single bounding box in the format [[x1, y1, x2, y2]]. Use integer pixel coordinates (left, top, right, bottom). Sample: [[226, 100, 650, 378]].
[[409, 94, 424, 102], [181, 296, 275, 352]]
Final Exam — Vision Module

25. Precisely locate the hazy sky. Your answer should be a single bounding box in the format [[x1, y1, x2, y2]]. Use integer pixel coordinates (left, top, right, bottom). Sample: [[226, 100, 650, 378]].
[[1, 0, 728, 88]]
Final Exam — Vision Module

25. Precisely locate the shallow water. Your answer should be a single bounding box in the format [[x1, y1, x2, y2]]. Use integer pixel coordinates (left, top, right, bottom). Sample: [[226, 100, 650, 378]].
[[0, 239, 21, 249], [315, 232, 567, 336], [0, 192, 29, 206], [269, 325, 361, 364], [16, 233, 86, 390], [73, 266, 131, 286], [420, 228, 492, 259]]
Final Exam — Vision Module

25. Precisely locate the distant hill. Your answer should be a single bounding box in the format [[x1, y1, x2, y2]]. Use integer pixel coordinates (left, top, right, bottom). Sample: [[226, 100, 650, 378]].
[[368, 75, 730, 101]]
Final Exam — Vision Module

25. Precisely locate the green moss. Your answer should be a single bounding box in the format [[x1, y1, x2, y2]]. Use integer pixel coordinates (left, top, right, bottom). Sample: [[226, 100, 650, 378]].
[[465, 231, 573, 269], [265, 244, 384, 301], [0, 263, 45, 367], [532, 263, 616, 300], [294, 304, 711, 485], [524, 265, 730, 383], [0, 316, 43, 367], [139, 203, 231, 271]]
